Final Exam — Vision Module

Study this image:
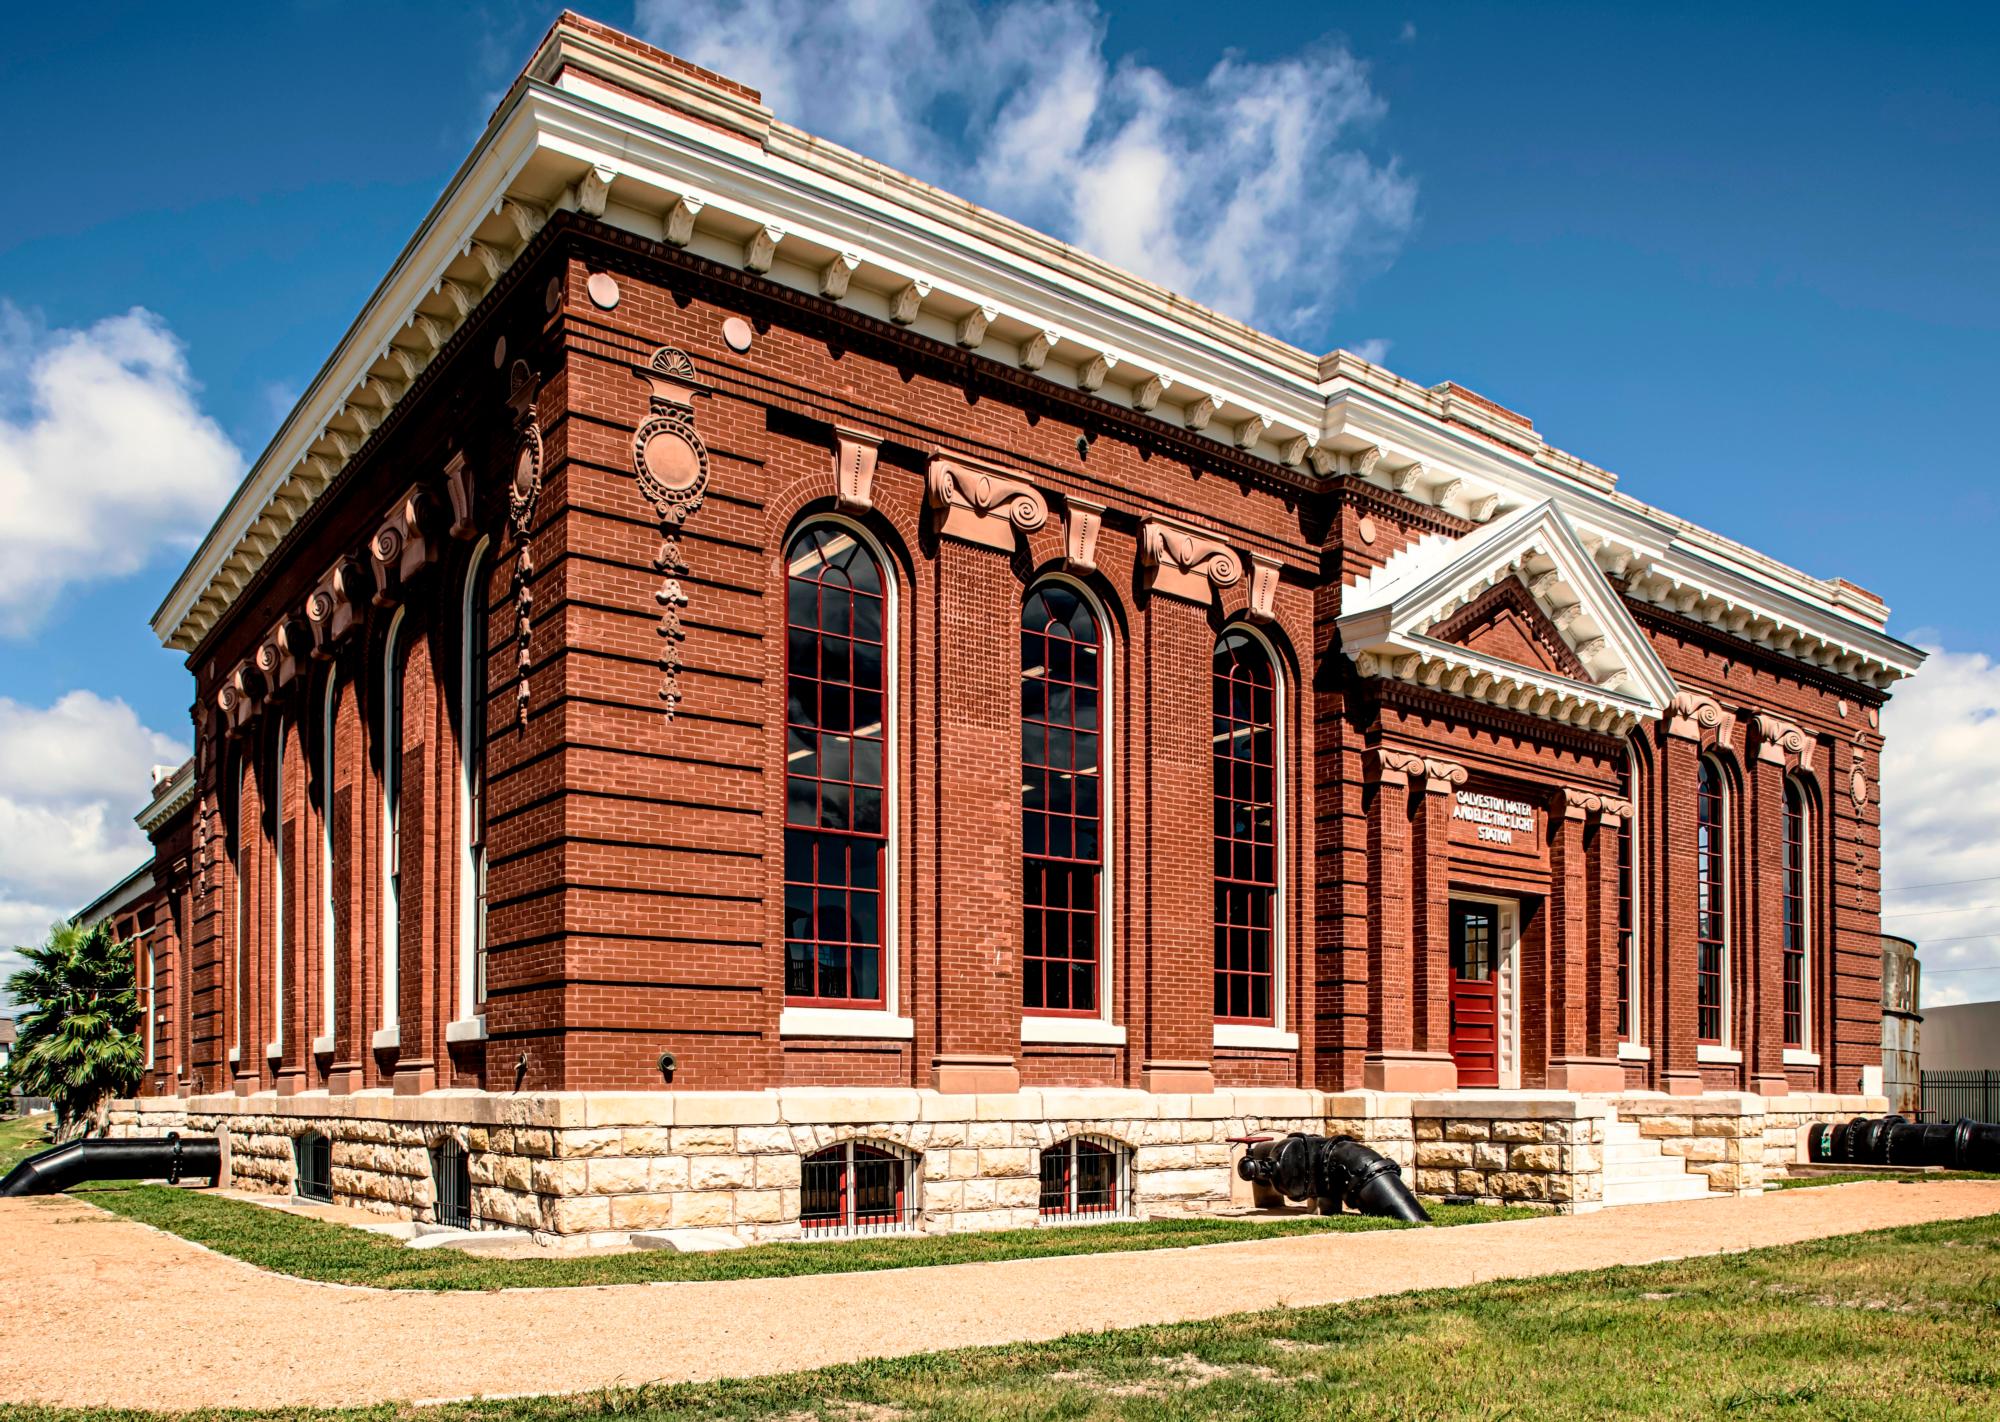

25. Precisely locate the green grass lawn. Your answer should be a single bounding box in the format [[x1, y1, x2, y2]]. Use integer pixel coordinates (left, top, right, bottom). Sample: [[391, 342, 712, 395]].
[[9, 1210, 2000, 1420], [1773, 1170, 2000, 1190], [0, 1111, 54, 1175], [74, 1181, 1527, 1290]]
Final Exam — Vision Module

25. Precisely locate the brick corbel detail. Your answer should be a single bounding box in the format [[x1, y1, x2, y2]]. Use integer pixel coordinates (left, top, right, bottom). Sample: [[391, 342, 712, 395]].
[[217, 660, 264, 734], [443, 450, 478, 539], [1139, 516, 1243, 605], [370, 485, 442, 607], [1750, 712, 1813, 771], [1246, 553, 1282, 622], [1665, 689, 1731, 747], [833, 426, 881, 512], [926, 453, 1048, 550]]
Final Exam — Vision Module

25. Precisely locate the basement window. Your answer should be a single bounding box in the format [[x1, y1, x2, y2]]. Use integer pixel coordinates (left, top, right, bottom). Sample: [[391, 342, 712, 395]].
[[431, 1138, 472, 1230], [1039, 1136, 1130, 1222], [293, 1131, 332, 1204], [801, 1142, 911, 1236]]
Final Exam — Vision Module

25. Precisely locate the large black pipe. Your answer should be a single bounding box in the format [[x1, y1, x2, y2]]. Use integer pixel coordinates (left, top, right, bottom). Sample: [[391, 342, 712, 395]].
[[1236, 1132, 1432, 1222], [0, 1132, 220, 1197], [1807, 1114, 2000, 1173]]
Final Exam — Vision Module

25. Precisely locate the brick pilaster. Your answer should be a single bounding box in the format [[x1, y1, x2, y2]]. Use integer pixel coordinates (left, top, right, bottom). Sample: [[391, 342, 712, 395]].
[[1363, 750, 1456, 1091], [1545, 793, 1624, 1091], [1658, 726, 1703, 1095], [1750, 746, 1790, 1095]]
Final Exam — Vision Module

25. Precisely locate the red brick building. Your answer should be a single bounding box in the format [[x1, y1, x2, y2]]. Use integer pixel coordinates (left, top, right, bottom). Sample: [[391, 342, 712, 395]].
[[107, 15, 1919, 1234]]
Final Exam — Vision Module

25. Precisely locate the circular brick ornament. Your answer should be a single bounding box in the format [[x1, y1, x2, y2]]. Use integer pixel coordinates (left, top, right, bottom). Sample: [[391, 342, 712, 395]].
[[587, 272, 621, 310], [1357, 515, 1378, 546], [544, 276, 563, 313], [722, 316, 754, 353], [491, 335, 507, 369]]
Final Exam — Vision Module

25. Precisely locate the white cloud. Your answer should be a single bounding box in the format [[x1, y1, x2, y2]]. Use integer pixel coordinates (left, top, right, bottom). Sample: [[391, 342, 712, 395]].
[[632, 0, 1416, 339], [1349, 338, 1394, 365], [0, 692, 184, 1010], [1878, 646, 2000, 1010], [0, 305, 242, 636]]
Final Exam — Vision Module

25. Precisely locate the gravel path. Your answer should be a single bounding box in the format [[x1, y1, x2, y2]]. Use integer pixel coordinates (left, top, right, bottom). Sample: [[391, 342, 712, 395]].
[[2, 1181, 1995, 1410]]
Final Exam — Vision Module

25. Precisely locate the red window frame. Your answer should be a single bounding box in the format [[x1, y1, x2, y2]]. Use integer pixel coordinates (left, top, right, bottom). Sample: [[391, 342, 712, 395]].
[[1616, 806, 1632, 1041], [1695, 758, 1727, 1045], [1039, 1137, 1124, 1219], [801, 1142, 908, 1233], [1213, 630, 1278, 1026], [1782, 779, 1807, 1050], [783, 525, 889, 1008], [1022, 582, 1104, 1017]]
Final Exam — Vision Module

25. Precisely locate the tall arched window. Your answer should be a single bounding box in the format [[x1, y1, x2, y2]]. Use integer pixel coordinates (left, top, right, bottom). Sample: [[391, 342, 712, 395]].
[[783, 523, 889, 1007], [1619, 748, 1643, 1044], [458, 539, 491, 1024], [1213, 628, 1280, 1026], [321, 675, 340, 1045], [233, 752, 247, 1063], [1695, 757, 1728, 1046], [1783, 778, 1810, 1051], [270, 716, 286, 1058], [380, 607, 407, 1037], [1022, 581, 1106, 1017]]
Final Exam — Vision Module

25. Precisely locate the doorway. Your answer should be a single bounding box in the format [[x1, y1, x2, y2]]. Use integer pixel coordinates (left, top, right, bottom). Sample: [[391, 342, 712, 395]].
[[1449, 896, 1519, 1088]]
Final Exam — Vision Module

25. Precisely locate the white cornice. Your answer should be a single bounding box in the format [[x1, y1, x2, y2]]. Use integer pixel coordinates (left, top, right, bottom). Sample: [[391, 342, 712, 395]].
[[135, 761, 196, 835], [149, 17, 1926, 692]]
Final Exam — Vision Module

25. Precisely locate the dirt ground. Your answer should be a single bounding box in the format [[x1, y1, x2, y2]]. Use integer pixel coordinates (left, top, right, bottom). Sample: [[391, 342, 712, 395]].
[[1, 1180, 1995, 1411]]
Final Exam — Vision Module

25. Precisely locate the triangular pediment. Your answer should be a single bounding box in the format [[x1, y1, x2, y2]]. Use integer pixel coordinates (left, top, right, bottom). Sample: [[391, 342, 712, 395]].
[[1338, 500, 1679, 731]]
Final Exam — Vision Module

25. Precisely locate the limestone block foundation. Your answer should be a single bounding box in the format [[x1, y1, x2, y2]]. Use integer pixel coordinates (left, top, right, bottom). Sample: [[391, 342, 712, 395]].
[[103, 1087, 1889, 1243]]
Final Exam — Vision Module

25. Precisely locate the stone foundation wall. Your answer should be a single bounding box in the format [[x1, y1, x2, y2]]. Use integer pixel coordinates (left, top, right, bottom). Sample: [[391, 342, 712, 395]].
[[106, 1087, 1886, 1241]]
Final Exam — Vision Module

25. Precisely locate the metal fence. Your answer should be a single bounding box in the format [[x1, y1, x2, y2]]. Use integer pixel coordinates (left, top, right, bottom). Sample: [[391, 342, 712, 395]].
[[1921, 1070, 2000, 1123]]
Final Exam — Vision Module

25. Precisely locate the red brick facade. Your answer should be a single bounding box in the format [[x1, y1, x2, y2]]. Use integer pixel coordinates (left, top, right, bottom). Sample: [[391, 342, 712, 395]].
[[121, 17, 1904, 1117]]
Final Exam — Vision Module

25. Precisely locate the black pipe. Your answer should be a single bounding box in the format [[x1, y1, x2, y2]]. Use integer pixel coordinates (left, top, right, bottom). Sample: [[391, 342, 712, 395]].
[[0, 1132, 221, 1197], [1235, 1132, 1432, 1222], [1807, 1115, 2000, 1173]]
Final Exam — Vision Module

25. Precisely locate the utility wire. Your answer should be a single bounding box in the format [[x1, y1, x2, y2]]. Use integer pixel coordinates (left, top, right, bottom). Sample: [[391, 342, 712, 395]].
[[1881, 873, 2000, 893], [1883, 903, 2000, 920]]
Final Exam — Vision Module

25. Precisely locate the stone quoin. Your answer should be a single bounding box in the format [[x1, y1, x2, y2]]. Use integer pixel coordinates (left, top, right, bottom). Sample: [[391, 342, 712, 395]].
[[94, 12, 1919, 1240]]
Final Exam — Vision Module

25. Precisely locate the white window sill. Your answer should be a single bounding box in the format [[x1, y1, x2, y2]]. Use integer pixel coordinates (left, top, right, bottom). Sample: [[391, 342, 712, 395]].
[[371, 1025, 401, 1051], [1697, 1044, 1742, 1064], [446, 1015, 488, 1044], [265, 1041, 283, 1060], [779, 1007, 913, 1040], [311, 1034, 336, 1056], [1617, 1041, 1651, 1061], [1214, 1024, 1299, 1051], [1783, 1048, 1821, 1067], [1022, 1016, 1126, 1046], [227, 1046, 241, 1064]]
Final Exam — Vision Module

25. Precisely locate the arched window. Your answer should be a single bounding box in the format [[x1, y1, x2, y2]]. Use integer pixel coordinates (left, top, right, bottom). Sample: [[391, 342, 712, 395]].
[[320, 675, 340, 1045], [1783, 778, 1810, 1051], [1039, 1137, 1129, 1221], [1695, 757, 1728, 1046], [233, 751, 247, 1063], [380, 607, 407, 1037], [458, 539, 491, 1024], [1022, 581, 1106, 1016], [783, 524, 889, 1007], [801, 1141, 910, 1235], [294, 1131, 332, 1204], [1213, 629, 1280, 1026], [1619, 749, 1642, 1043], [270, 716, 286, 1058]]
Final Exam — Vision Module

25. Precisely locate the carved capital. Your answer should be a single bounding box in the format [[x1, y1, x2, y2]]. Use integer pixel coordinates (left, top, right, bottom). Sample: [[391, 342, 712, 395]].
[[888, 277, 930, 326], [1561, 787, 1602, 821], [833, 427, 881, 513], [1063, 495, 1105, 575], [306, 555, 372, 657], [218, 660, 264, 734], [1750, 712, 1812, 768], [1666, 689, 1730, 744], [1420, 757, 1469, 795], [1078, 349, 1119, 392], [1595, 794, 1635, 828], [663, 191, 706, 247], [819, 250, 859, 300], [1247, 553, 1282, 623], [926, 455, 1048, 551], [1020, 328, 1060, 372], [1369, 747, 1426, 790], [1139, 517, 1242, 605], [258, 616, 309, 700], [955, 304, 995, 350], [1133, 371, 1173, 412], [370, 484, 441, 607]]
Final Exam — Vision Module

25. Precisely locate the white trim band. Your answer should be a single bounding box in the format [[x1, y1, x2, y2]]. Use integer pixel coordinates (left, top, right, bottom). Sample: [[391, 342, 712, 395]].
[[1022, 1017, 1127, 1047], [778, 1007, 914, 1040], [1697, 1044, 1743, 1065], [371, 1026, 401, 1051], [1214, 1024, 1299, 1051], [446, 1015, 489, 1044]]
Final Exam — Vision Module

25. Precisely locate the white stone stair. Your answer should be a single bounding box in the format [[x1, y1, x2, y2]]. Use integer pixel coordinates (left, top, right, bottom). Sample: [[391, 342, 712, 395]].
[[1599, 1118, 1722, 1207]]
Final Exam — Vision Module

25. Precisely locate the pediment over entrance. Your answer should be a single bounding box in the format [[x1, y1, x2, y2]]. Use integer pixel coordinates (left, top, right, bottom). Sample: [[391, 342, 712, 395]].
[[1338, 500, 1678, 734]]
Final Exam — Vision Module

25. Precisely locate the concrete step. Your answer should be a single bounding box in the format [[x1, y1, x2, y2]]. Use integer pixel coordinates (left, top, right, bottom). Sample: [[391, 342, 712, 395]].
[[1603, 1150, 1689, 1180], [1603, 1172, 1716, 1207], [1604, 1120, 1646, 1144]]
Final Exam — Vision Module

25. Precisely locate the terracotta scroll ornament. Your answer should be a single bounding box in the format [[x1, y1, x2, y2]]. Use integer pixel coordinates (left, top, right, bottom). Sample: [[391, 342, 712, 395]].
[[632, 347, 711, 717], [505, 361, 544, 727]]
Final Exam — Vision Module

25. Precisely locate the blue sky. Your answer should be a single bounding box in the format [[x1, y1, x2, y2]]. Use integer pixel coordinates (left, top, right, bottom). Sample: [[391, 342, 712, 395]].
[[2, 2, 1996, 1003]]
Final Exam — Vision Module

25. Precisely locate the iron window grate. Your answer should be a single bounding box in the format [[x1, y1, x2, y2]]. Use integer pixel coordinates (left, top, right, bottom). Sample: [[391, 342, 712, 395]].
[[801, 1142, 912, 1237], [1039, 1137, 1130, 1223], [294, 1131, 332, 1203], [431, 1138, 473, 1230]]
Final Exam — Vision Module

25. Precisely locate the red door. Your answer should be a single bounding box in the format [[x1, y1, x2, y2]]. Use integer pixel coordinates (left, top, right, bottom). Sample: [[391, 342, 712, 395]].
[[1450, 900, 1500, 1087]]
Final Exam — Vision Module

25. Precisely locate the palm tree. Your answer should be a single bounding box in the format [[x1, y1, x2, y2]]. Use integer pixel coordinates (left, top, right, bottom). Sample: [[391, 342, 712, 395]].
[[3, 920, 143, 1140]]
